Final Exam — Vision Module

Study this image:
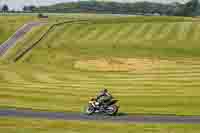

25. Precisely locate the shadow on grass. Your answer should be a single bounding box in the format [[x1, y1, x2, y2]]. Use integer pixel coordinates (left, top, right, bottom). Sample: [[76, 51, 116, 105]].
[[115, 112, 128, 116], [83, 112, 129, 116]]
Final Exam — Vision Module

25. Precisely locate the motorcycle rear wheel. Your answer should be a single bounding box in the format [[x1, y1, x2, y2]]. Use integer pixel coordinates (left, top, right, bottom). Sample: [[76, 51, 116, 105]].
[[105, 105, 118, 116]]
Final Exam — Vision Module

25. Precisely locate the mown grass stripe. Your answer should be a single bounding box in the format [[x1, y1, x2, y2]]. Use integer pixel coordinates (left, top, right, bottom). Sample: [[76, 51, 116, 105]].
[[178, 22, 192, 41], [107, 23, 125, 41], [97, 24, 118, 41], [129, 23, 147, 40], [185, 22, 198, 41], [136, 23, 153, 41], [81, 25, 100, 41], [192, 23, 200, 41], [156, 23, 175, 40], [165, 23, 180, 42], [113, 23, 133, 42], [119, 23, 139, 42]]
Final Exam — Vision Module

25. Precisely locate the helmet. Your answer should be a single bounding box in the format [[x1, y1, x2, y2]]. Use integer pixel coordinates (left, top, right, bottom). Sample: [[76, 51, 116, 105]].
[[91, 98, 96, 101], [103, 88, 108, 92]]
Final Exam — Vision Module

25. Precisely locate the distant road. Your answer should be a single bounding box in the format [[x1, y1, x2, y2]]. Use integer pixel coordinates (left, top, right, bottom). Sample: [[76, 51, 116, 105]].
[[0, 109, 200, 123], [0, 22, 46, 57]]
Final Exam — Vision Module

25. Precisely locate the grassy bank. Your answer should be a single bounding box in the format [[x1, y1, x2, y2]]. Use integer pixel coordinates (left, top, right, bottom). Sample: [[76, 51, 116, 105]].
[[1, 16, 200, 116], [0, 118, 200, 133], [0, 16, 38, 44]]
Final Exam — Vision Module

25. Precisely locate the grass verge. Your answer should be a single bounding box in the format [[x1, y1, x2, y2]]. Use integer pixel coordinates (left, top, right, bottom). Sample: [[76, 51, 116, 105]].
[[0, 117, 200, 133]]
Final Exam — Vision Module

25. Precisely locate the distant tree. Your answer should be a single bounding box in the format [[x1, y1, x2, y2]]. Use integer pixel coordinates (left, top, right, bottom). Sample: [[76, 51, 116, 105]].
[[28, 1, 200, 16], [183, 0, 199, 16], [37, 13, 48, 19], [23, 5, 36, 12], [10, 10, 16, 13], [2, 4, 9, 12], [23, 6, 28, 12]]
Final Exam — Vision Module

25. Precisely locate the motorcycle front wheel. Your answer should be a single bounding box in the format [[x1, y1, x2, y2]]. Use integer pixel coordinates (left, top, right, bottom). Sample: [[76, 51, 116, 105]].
[[85, 104, 95, 115]]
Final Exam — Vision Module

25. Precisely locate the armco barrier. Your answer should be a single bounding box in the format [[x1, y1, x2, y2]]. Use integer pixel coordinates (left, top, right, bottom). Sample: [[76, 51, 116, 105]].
[[14, 20, 89, 62]]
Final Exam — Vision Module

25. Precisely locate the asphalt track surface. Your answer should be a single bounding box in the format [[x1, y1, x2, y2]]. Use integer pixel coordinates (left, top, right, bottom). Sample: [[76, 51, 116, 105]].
[[0, 21, 46, 56], [0, 109, 200, 123]]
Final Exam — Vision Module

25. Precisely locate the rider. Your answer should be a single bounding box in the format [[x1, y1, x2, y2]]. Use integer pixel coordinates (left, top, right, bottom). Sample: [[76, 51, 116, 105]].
[[96, 88, 112, 108]]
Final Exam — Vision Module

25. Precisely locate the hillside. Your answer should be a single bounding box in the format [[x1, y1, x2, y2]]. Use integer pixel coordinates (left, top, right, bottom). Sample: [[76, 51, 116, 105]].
[[0, 16, 200, 116], [16, 16, 200, 61], [0, 16, 37, 44], [29, 0, 200, 16], [30, 1, 179, 15]]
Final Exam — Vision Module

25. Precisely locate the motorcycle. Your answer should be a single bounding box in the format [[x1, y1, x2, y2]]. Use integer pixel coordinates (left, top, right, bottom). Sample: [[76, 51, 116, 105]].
[[85, 98, 119, 115]]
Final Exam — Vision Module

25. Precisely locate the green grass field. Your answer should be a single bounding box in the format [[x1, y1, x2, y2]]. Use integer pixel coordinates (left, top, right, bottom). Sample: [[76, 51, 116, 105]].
[[1, 14, 200, 132], [0, 15, 38, 44], [1, 16, 200, 116], [0, 118, 200, 133]]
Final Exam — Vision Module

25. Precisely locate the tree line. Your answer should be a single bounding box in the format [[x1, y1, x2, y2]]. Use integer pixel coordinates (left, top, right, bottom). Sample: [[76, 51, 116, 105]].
[[0, 4, 9, 12], [1, 0, 199, 17]]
